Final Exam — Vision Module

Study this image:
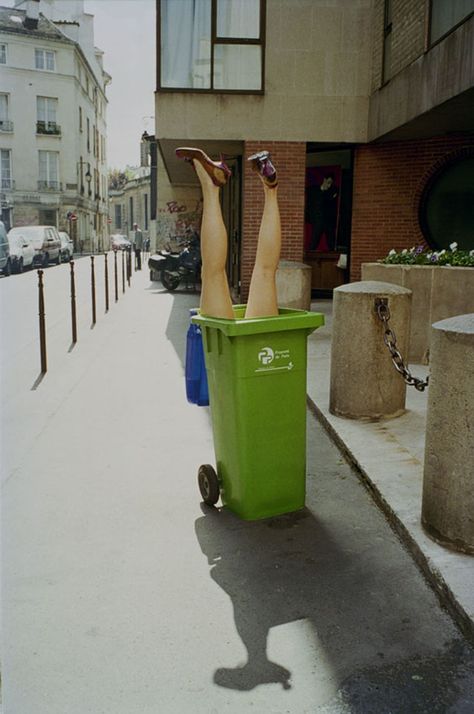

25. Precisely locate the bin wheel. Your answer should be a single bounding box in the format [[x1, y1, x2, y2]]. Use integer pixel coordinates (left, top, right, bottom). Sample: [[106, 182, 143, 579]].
[[198, 464, 220, 506]]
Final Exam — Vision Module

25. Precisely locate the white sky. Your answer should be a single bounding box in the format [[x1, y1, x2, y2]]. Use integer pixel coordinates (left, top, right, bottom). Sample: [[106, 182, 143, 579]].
[[84, 0, 156, 170], [5, 0, 156, 169]]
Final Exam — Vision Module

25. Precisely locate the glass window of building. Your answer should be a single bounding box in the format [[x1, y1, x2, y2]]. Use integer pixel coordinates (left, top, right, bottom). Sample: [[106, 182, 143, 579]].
[[419, 154, 474, 251], [160, 0, 264, 91], [1, 149, 12, 189], [430, 0, 474, 44], [0, 44, 7, 64], [38, 150, 59, 190], [35, 48, 55, 71]]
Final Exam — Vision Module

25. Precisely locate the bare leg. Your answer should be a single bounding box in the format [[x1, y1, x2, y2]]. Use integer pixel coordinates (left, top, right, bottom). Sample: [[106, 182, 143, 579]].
[[245, 184, 281, 319], [194, 161, 234, 319]]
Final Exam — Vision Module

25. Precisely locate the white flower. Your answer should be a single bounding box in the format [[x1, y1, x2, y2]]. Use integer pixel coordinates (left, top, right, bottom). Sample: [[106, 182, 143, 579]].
[[438, 249, 446, 256], [449, 242, 458, 251], [402, 249, 408, 255], [388, 249, 396, 256], [470, 250, 474, 257]]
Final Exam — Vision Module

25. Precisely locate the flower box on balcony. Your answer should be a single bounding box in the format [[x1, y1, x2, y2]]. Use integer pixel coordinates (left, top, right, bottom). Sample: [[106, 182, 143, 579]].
[[361, 263, 474, 364]]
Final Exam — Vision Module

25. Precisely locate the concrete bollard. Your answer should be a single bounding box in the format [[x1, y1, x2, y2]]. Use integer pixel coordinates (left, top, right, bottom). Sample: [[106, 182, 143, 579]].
[[329, 281, 412, 420], [421, 314, 474, 554], [276, 260, 312, 310]]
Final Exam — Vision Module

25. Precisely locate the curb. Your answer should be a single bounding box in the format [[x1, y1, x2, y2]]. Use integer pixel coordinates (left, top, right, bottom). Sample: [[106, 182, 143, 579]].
[[306, 395, 474, 645]]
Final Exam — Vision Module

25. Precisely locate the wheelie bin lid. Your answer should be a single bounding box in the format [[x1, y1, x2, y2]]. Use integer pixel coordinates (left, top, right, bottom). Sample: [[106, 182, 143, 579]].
[[192, 305, 324, 336]]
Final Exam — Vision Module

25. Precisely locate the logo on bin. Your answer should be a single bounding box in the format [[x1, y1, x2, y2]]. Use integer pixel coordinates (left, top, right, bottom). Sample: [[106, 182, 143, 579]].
[[258, 347, 274, 365]]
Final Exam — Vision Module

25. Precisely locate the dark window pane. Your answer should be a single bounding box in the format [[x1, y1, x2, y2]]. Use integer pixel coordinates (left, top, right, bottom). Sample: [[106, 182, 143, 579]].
[[420, 156, 474, 251], [430, 0, 474, 43]]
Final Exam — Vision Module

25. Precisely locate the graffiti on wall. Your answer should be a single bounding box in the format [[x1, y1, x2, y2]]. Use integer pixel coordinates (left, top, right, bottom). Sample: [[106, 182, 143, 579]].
[[156, 197, 203, 248]]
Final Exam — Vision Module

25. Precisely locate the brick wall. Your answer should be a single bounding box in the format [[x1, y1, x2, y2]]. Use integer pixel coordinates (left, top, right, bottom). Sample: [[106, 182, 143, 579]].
[[350, 133, 474, 281], [241, 141, 306, 300]]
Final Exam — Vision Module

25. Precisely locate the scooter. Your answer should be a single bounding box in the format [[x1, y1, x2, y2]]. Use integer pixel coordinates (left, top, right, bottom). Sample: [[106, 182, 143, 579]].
[[148, 237, 201, 292]]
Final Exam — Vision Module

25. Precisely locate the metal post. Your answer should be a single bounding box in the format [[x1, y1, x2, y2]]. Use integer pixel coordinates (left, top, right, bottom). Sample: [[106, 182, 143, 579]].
[[104, 252, 109, 312], [121, 249, 125, 293], [37, 269, 47, 374], [127, 248, 131, 287], [70, 260, 77, 343], [114, 250, 118, 302], [91, 256, 96, 326]]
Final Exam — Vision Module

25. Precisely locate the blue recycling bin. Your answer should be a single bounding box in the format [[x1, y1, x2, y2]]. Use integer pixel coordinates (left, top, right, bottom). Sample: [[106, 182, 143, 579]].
[[185, 309, 209, 406]]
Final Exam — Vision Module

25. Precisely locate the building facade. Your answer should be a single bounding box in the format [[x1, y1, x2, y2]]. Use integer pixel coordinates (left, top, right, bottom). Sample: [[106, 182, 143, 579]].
[[154, 0, 474, 298], [0, 0, 110, 251]]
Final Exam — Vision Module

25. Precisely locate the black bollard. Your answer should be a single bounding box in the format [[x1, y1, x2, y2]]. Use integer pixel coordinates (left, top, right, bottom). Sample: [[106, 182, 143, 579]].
[[127, 248, 131, 286], [121, 249, 125, 293], [104, 252, 109, 312], [114, 250, 118, 302], [37, 269, 47, 374], [70, 260, 77, 343], [91, 256, 96, 326]]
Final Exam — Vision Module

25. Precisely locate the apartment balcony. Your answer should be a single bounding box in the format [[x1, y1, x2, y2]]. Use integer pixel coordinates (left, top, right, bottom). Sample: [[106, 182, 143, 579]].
[[0, 120, 14, 133], [38, 180, 62, 191], [36, 120, 61, 136], [1, 178, 15, 190]]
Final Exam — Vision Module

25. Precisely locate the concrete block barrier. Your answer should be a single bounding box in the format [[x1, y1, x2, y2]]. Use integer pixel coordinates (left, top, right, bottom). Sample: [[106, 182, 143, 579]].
[[329, 281, 412, 420], [422, 313, 474, 554]]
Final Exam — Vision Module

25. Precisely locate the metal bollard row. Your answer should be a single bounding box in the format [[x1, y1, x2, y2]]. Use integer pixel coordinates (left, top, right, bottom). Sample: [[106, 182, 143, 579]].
[[37, 249, 136, 376]]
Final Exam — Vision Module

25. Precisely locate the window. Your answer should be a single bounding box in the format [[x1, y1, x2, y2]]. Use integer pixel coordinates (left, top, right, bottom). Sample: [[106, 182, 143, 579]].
[[382, 0, 392, 83], [115, 204, 122, 229], [1, 149, 12, 189], [87, 117, 90, 152], [129, 196, 134, 227], [79, 156, 84, 193], [0, 94, 13, 132], [0, 44, 6, 64], [159, 0, 265, 92], [38, 150, 59, 190], [419, 152, 474, 251], [144, 193, 149, 230], [35, 48, 55, 71], [79, 106, 83, 132], [430, 0, 474, 44], [36, 96, 60, 134]]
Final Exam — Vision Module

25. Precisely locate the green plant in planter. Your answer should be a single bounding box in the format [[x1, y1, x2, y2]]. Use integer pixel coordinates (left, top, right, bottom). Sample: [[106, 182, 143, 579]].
[[380, 243, 474, 267]]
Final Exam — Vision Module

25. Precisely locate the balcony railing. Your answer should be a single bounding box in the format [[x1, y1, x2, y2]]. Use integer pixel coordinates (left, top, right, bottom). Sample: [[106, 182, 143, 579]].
[[36, 120, 61, 135], [38, 180, 62, 191], [0, 120, 14, 133], [1, 178, 15, 190]]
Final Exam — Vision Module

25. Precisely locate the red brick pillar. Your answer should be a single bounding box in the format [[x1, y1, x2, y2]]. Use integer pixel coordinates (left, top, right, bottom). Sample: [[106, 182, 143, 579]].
[[241, 141, 306, 301]]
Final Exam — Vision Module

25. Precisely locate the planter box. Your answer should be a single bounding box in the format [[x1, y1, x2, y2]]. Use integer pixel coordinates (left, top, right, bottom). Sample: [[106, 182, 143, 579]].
[[361, 263, 474, 364]]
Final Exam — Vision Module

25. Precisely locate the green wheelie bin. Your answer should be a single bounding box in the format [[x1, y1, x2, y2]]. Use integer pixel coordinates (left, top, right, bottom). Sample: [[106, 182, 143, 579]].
[[192, 305, 325, 520]]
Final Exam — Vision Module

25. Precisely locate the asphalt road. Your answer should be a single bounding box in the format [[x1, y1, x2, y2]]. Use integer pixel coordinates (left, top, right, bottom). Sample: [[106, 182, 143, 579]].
[[1, 266, 473, 713]]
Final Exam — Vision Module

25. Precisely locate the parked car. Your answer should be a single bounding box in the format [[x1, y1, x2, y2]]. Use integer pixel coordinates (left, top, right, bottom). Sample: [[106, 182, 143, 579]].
[[0, 221, 12, 276], [111, 234, 131, 251], [59, 231, 74, 261], [8, 225, 61, 267], [7, 230, 35, 272]]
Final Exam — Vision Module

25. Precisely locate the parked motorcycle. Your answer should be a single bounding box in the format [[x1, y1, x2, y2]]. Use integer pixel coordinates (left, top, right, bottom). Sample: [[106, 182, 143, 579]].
[[148, 237, 201, 291]]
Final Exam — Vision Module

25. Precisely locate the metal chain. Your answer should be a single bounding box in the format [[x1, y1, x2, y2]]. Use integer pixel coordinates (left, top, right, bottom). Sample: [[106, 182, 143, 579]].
[[375, 299, 429, 392]]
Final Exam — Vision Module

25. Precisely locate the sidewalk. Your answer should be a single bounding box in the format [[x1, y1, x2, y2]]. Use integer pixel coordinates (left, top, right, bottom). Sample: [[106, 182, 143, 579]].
[[2, 266, 473, 712], [307, 299, 474, 641]]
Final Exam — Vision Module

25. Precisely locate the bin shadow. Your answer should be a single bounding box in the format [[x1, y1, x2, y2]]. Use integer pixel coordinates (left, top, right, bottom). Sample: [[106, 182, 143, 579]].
[[194, 503, 472, 706]]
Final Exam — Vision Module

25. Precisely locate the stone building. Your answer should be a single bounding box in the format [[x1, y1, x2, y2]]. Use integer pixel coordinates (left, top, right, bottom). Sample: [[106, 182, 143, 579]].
[[154, 0, 474, 299], [0, 0, 110, 251]]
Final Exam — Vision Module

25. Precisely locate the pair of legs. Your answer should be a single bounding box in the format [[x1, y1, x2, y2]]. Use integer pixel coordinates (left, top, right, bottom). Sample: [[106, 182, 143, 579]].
[[179, 149, 281, 319]]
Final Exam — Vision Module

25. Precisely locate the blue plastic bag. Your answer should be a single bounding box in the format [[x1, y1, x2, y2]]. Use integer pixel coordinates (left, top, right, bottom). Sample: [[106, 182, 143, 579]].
[[185, 309, 209, 406]]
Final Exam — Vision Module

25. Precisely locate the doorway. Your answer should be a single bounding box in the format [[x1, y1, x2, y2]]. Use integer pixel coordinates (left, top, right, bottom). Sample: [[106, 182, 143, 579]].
[[304, 148, 353, 297], [220, 156, 242, 302]]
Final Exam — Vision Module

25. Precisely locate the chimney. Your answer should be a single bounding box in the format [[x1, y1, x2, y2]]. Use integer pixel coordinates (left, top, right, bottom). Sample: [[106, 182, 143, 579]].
[[140, 132, 150, 167], [24, 0, 40, 29]]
